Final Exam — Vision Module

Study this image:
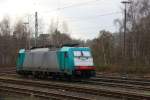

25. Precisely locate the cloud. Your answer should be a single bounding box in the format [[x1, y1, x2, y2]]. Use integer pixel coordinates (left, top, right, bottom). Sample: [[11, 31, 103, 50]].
[[0, 0, 122, 40]]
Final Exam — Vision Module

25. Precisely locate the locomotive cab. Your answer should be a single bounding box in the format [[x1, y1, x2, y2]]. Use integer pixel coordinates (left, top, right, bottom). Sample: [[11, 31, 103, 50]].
[[73, 50, 96, 77], [58, 47, 96, 78]]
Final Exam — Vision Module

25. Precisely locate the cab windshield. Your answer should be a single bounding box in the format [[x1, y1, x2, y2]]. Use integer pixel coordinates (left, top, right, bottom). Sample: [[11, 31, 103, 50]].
[[73, 51, 91, 57]]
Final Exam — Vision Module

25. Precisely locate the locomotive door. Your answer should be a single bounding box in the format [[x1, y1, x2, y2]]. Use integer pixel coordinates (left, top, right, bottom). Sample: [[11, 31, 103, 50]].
[[61, 52, 68, 71], [16, 52, 25, 70]]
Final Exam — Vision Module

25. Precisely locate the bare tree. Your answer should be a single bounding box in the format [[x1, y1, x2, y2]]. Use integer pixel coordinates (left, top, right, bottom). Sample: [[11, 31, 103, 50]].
[[90, 30, 113, 67], [0, 17, 12, 65], [13, 19, 32, 49], [50, 29, 72, 47], [48, 19, 57, 34], [0, 17, 11, 36]]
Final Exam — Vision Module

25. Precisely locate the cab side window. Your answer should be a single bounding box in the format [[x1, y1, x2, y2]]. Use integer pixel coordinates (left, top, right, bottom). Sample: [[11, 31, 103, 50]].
[[64, 52, 68, 58]]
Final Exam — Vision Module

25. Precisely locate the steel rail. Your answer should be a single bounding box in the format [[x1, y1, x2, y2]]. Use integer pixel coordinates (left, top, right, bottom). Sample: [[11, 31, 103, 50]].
[[96, 73, 150, 82], [92, 77, 150, 85], [80, 80, 150, 91], [0, 77, 149, 100], [0, 83, 91, 100]]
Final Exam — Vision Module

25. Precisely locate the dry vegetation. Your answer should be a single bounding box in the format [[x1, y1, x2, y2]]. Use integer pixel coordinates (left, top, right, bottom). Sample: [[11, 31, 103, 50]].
[[88, 0, 150, 74]]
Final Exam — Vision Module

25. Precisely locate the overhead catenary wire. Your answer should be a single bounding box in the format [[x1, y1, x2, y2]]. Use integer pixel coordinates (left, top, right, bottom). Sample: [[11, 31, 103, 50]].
[[38, 0, 101, 14], [31, 0, 122, 36], [71, 25, 116, 32], [32, 0, 122, 22], [57, 0, 100, 10], [41, 10, 122, 29], [65, 11, 122, 21], [40, 11, 122, 24], [41, 11, 120, 34]]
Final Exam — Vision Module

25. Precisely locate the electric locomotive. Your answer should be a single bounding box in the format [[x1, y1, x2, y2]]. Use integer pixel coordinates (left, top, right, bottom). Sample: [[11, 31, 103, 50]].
[[16, 46, 96, 78]]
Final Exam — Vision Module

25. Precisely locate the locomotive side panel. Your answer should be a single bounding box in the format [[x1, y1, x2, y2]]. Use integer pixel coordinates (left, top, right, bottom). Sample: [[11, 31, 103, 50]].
[[43, 51, 60, 72], [23, 51, 60, 72]]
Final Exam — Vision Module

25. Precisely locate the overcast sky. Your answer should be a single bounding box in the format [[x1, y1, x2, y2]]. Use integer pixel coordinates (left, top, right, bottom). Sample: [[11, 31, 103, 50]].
[[0, 0, 123, 40]]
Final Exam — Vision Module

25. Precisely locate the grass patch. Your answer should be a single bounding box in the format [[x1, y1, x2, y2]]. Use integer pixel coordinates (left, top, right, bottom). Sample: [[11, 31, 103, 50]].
[[96, 64, 150, 75]]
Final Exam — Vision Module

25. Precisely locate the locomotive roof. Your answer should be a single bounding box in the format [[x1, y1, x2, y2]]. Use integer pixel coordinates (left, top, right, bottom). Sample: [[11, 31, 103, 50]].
[[19, 47, 90, 53], [19, 49, 25, 53], [60, 47, 90, 52], [30, 48, 50, 52]]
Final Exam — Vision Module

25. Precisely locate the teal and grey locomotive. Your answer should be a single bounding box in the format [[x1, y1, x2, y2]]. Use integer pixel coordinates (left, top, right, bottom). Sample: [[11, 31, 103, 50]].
[[16, 46, 96, 78]]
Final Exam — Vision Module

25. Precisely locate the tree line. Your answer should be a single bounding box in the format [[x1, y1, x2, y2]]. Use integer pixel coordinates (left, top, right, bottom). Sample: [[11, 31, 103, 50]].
[[88, 0, 150, 74], [0, 17, 80, 66]]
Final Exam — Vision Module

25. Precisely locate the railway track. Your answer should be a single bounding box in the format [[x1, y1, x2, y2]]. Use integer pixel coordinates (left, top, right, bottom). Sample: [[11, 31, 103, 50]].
[[77, 75, 150, 92], [0, 83, 93, 100], [2, 73, 150, 91], [0, 68, 150, 99], [80, 79, 150, 91], [91, 77, 150, 86], [0, 67, 16, 76], [96, 73, 150, 82], [0, 71, 16, 76], [0, 79, 98, 100], [0, 77, 149, 100]]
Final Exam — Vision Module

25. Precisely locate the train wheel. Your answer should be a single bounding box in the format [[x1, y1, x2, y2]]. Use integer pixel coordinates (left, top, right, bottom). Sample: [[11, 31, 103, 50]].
[[65, 75, 73, 81], [32, 71, 39, 79]]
